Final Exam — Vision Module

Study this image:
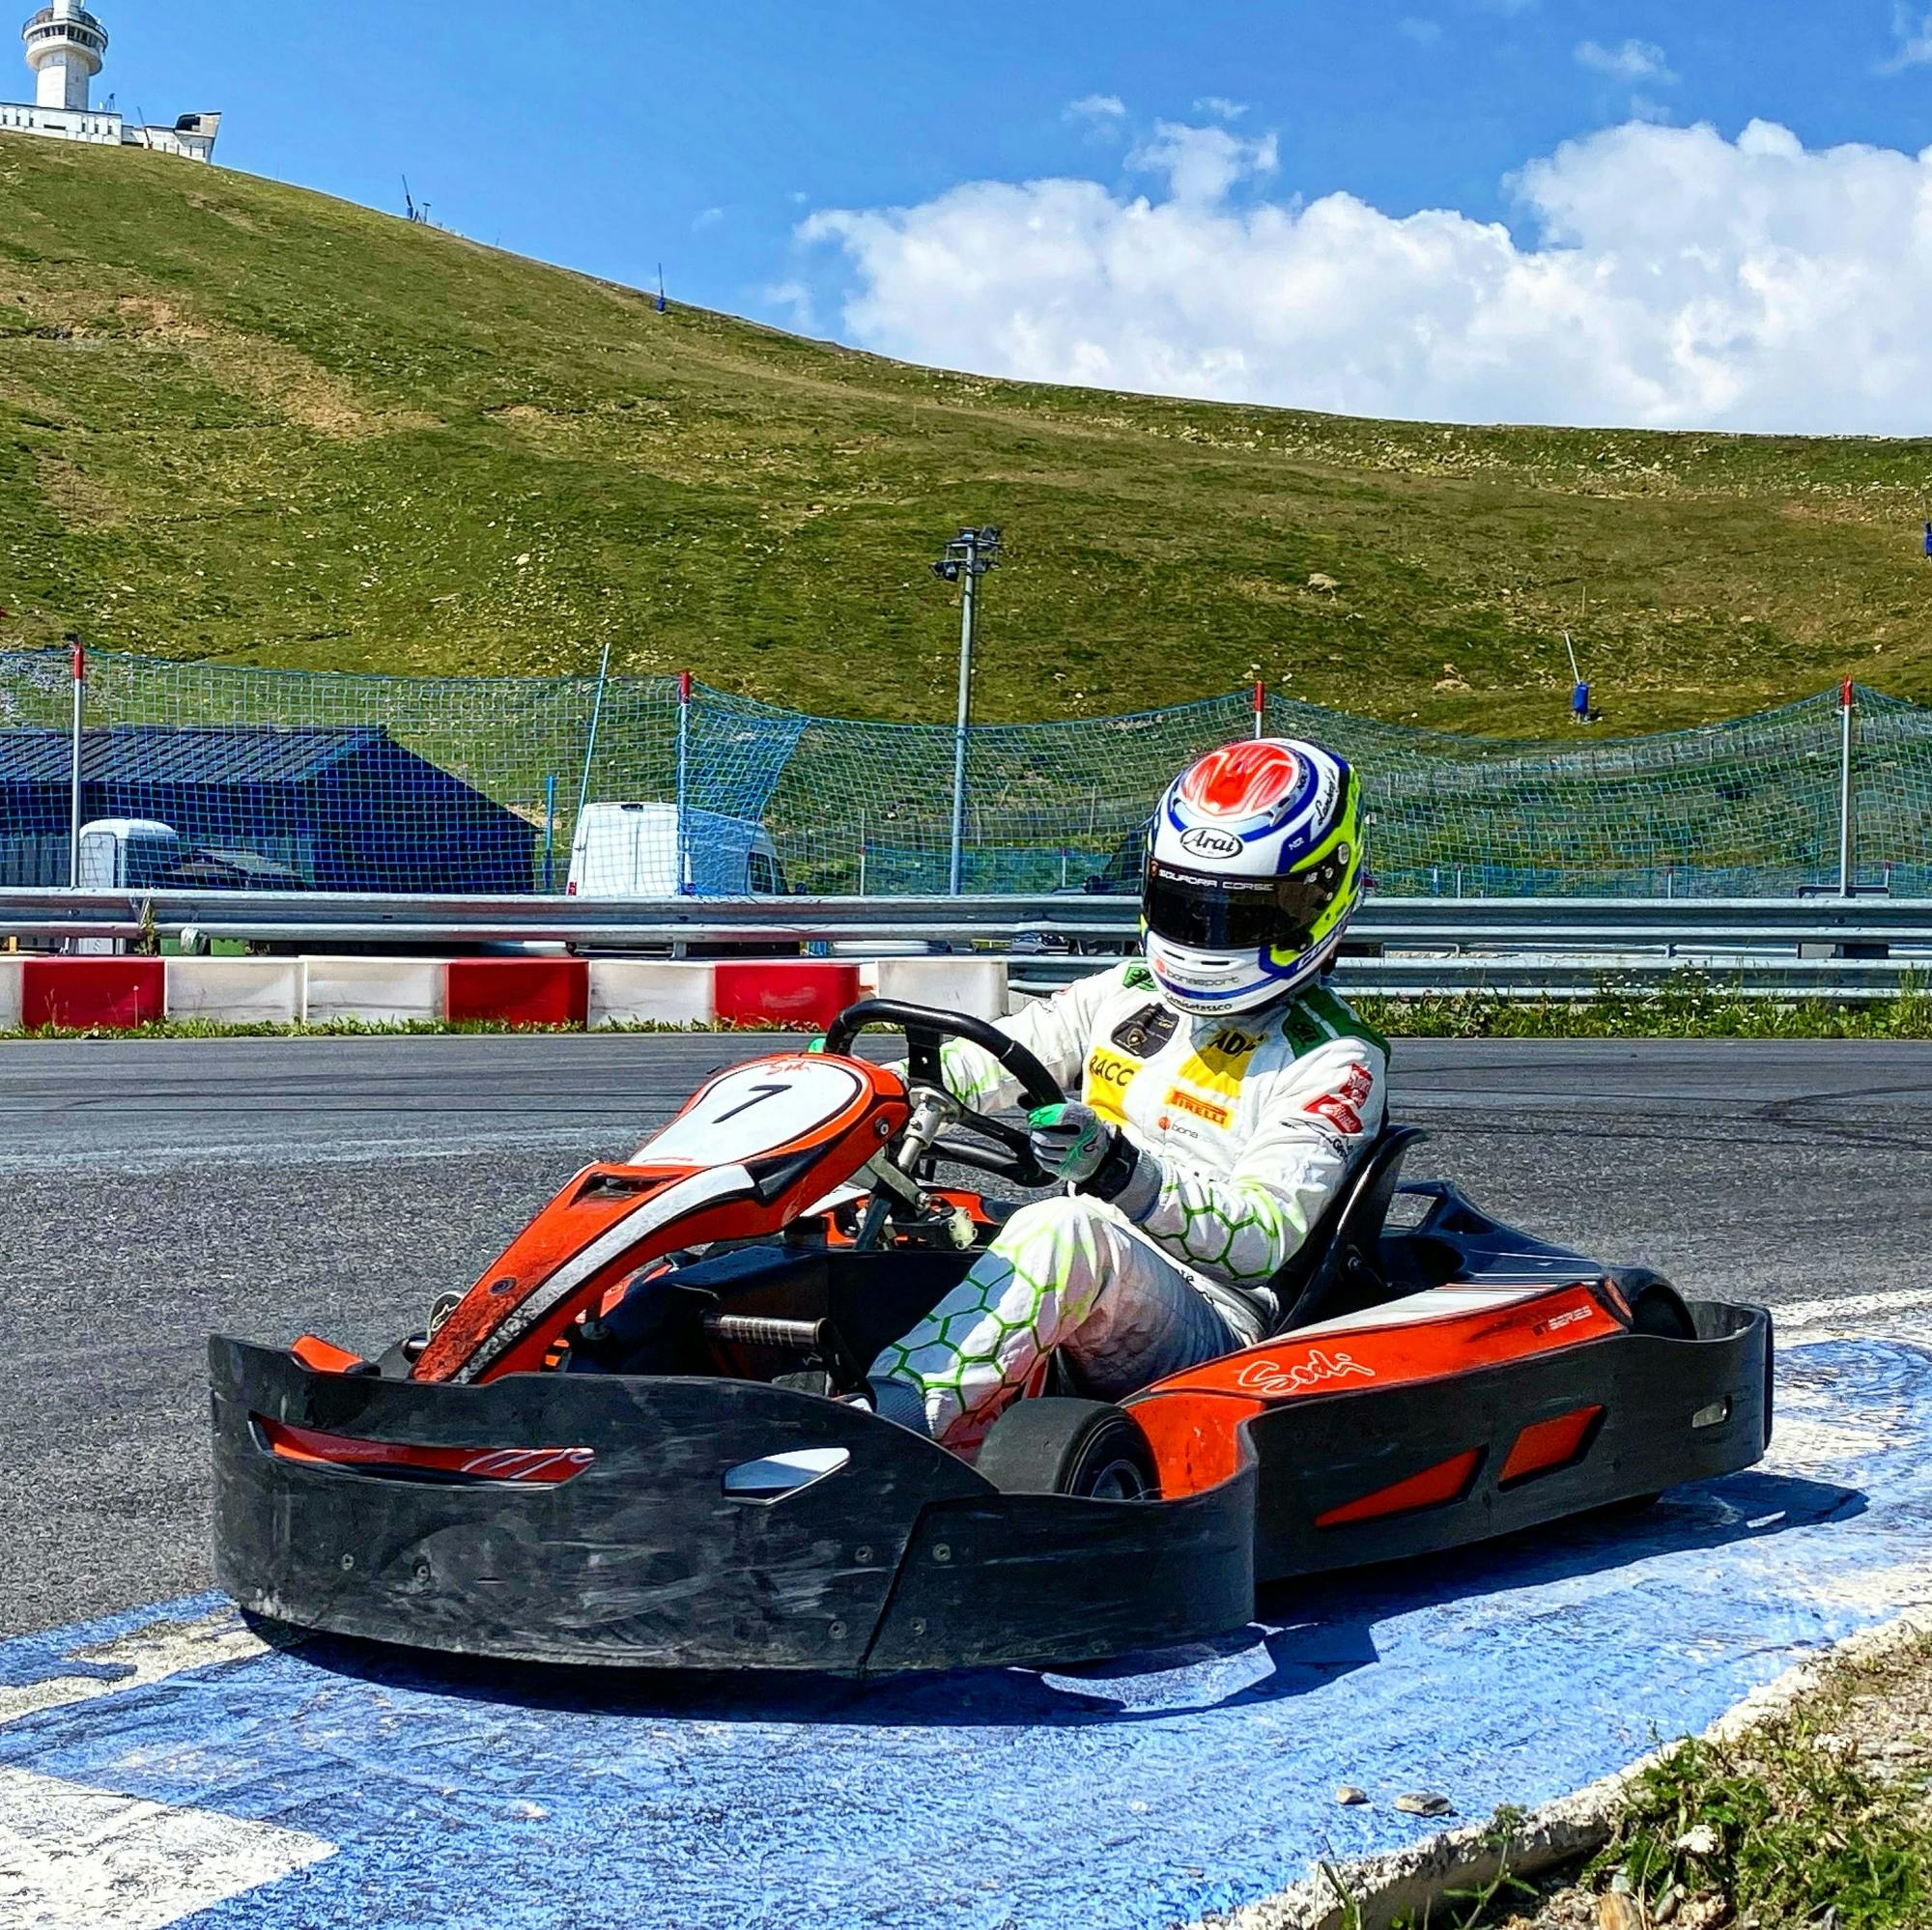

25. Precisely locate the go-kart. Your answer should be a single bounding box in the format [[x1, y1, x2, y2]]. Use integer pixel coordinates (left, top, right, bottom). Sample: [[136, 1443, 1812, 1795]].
[[210, 999, 1774, 1675]]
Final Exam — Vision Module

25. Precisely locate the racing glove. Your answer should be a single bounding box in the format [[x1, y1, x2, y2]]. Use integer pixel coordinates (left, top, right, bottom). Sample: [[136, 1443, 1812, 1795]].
[[1027, 1102, 1137, 1198]]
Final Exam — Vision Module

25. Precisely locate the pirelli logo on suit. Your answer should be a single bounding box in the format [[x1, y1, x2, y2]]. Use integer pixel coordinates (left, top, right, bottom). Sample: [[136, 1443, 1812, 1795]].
[[1165, 1087, 1233, 1128]]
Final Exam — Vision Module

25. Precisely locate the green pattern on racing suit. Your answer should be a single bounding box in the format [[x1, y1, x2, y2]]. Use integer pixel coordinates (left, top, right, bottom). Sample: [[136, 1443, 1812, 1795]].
[[876, 960, 1391, 1447]]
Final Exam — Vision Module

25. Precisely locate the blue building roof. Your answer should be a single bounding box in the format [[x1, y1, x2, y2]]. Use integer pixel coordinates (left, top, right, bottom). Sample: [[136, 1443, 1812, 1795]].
[[0, 725, 403, 787]]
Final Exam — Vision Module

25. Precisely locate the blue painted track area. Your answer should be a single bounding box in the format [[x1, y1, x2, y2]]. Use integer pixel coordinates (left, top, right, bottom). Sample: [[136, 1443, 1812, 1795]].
[[3, 1336, 1930, 1930]]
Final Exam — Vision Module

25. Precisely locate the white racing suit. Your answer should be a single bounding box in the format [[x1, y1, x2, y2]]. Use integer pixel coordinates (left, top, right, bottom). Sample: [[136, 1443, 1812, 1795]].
[[868, 959, 1390, 1450]]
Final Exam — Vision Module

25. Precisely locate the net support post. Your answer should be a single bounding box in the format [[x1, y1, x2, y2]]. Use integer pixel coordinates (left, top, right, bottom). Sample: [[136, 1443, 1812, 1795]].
[[1838, 676, 1854, 898], [948, 561, 976, 896], [675, 670, 693, 896], [66, 635, 84, 894]]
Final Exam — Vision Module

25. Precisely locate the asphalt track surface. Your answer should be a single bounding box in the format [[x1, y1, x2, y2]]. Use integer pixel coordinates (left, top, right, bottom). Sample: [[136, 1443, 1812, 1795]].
[[2, 1034, 1929, 1643]]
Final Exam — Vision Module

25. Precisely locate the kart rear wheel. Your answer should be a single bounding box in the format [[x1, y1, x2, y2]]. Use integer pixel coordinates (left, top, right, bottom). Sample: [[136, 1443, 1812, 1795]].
[[1618, 1268, 1696, 1340], [973, 1397, 1161, 1501]]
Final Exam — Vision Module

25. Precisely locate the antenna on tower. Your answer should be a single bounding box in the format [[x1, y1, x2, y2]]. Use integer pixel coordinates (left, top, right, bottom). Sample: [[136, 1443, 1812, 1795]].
[[655, 265, 668, 315]]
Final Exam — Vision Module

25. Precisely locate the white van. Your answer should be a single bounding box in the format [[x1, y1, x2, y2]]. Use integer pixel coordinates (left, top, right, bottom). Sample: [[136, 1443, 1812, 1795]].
[[76, 818, 183, 891], [566, 804, 785, 898]]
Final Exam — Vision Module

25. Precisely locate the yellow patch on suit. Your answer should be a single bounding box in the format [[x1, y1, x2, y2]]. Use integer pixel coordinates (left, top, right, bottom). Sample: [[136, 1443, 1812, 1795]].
[[1083, 1047, 1140, 1123], [1174, 1026, 1263, 1104]]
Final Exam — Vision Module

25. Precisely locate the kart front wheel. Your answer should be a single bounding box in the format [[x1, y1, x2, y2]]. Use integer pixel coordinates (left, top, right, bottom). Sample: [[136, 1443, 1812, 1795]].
[[973, 1397, 1161, 1501]]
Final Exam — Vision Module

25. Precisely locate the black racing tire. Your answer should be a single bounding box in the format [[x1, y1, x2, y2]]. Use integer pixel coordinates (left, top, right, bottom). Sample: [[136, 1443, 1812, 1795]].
[[1616, 1267, 1697, 1340], [972, 1397, 1161, 1501]]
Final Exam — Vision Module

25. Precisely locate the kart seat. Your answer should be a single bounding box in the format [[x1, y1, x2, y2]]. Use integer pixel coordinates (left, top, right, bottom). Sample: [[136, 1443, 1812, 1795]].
[[1264, 1122, 1428, 1336]]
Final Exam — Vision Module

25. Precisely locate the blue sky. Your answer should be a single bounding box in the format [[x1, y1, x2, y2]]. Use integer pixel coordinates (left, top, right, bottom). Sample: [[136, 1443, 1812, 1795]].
[[79, 3, 1932, 430]]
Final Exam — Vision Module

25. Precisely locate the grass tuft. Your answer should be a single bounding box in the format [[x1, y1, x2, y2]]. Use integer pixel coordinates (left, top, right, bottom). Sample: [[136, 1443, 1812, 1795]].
[[1598, 1705, 1932, 1930]]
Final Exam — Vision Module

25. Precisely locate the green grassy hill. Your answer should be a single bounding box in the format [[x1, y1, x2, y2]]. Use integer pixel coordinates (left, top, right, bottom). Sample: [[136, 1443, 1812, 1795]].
[[2, 134, 1929, 736]]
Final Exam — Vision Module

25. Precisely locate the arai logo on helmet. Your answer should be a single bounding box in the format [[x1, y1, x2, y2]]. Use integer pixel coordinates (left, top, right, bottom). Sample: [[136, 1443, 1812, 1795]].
[[1179, 825, 1243, 862]]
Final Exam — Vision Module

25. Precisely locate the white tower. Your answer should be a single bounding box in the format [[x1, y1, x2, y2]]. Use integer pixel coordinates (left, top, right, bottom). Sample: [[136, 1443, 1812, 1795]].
[[21, 0, 105, 112]]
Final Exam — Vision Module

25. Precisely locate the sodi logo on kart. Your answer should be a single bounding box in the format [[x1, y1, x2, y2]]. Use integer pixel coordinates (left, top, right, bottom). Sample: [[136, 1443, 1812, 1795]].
[[1179, 825, 1243, 862]]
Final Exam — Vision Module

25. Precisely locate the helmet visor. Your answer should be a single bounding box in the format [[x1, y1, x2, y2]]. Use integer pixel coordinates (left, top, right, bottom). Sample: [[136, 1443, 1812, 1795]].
[[1145, 850, 1351, 954]]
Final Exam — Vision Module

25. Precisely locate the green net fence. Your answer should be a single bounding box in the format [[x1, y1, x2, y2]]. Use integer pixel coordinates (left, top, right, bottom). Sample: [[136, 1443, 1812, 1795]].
[[0, 648, 1923, 897]]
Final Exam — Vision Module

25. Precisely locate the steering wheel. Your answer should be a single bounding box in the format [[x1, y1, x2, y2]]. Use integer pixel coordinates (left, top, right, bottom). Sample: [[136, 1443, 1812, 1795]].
[[823, 998, 1064, 1188]]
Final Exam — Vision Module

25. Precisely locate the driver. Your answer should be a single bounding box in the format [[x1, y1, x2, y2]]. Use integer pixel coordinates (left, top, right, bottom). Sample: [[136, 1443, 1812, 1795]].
[[867, 736, 1388, 1452]]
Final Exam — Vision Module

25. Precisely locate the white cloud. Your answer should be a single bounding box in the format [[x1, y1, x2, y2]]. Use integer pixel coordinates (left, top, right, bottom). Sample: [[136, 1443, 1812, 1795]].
[[1880, 3, 1932, 71], [763, 279, 817, 333], [693, 205, 725, 231], [1127, 120, 1278, 205], [1576, 38, 1677, 85], [1193, 96, 1250, 120], [1065, 94, 1126, 122], [801, 116, 1932, 435], [1398, 17, 1444, 46]]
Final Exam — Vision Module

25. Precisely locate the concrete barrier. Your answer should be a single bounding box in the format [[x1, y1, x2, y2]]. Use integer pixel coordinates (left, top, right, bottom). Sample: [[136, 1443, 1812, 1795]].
[[0, 954, 1011, 1034], [20, 957, 165, 1031], [164, 958, 306, 1026], [863, 956, 1011, 1020], [714, 960, 862, 1030], [304, 957, 444, 1026], [586, 961, 717, 1029], [445, 958, 589, 1028]]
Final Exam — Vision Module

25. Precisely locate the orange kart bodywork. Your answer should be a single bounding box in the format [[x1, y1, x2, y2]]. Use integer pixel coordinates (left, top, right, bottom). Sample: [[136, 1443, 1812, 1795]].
[[211, 1013, 1773, 1673]]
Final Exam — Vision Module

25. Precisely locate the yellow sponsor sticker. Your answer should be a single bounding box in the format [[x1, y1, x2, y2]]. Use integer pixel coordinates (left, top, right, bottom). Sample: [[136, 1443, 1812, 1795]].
[[1176, 1027, 1262, 1101], [1084, 1047, 1139, 1122]]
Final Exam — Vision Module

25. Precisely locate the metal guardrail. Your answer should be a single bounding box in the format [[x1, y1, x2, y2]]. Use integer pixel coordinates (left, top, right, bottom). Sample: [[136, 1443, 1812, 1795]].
[[0, 890, 1926, 997]]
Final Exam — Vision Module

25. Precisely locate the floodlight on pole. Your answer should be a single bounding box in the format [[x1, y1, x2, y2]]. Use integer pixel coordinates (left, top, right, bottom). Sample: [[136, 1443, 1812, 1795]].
[[933, 525, 1003, 895]]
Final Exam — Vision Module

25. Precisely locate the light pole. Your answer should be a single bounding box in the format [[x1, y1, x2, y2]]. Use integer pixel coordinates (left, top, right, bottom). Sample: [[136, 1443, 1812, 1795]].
[[932, 525, 1002, 895]]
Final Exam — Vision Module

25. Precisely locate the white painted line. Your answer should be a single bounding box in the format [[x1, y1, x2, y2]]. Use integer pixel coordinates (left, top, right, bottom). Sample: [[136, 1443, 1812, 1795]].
[[1773, 1288, 1932, 1333], [0, 1608, 279, 1727], [0, 1766, 333, 1930]]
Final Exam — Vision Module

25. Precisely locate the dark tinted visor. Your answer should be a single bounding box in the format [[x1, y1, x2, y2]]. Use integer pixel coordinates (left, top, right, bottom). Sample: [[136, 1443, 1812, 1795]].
[[1145, 850, 1350, 953]]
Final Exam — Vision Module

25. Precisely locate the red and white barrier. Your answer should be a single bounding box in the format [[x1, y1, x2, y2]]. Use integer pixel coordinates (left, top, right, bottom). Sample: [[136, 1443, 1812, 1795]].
[[302, 957, 444, 1027], [0, 952, 1014, 1033], [164, 958, 306, 1025], [586, 961, 718, 1029], [861, 956, 1009, 1022], [20, 957, 165, 1031], [715, 960, 862, 1031], [445, 958, 588, 1028]]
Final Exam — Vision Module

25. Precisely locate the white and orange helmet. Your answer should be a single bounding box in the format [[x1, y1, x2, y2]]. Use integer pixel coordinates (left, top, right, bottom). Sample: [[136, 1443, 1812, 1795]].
[[1142, 738, 1368, 1016]]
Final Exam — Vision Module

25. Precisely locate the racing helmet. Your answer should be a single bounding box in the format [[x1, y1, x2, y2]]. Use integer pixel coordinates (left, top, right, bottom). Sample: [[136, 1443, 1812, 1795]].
[[1142, 737, 1368, 1016]]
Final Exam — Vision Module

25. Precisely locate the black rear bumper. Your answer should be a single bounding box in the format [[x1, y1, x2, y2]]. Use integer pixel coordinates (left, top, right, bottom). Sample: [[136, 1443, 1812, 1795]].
[[210, 1339, 1257, 1674]]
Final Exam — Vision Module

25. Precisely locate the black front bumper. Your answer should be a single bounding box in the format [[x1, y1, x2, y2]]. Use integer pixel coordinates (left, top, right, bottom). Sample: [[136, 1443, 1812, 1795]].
[[210, 1339, 1257, 1674]]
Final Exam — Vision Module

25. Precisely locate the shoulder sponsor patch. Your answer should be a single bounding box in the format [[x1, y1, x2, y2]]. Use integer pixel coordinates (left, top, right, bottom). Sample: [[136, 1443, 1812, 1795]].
[[1111, 1004, 1179, 1057], [1122, 963, 1155, 991], [1303, 1060, 1375, 1137]]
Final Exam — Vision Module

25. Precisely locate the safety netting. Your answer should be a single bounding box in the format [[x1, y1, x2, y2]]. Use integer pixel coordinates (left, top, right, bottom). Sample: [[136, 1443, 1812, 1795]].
[[0, 648, 1923, 897]]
